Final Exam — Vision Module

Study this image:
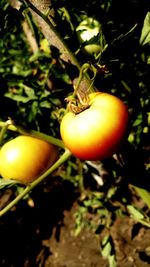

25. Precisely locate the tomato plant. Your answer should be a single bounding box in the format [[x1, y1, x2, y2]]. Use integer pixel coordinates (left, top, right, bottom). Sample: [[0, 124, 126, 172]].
[[76, 17, 101, 56], [60, 92, 129, 160], [0, 135, 58, 183]]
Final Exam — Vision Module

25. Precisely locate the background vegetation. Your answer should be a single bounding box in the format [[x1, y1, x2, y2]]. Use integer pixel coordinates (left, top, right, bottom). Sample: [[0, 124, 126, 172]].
[[0, 0, 150, 266]]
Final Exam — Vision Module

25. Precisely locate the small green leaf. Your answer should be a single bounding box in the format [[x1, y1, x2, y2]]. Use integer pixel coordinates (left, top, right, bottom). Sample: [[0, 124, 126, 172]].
[[5, 86, 37, 103], [127, 205, 144, 220], [23, 85, 36, 98], [140, 12, 150, 46], [0, 178, 20, 189], [101, 235, 117, 267], [40, 101, 51, 108], [59, 7, 74, 31], [101, 238, 112, 257], [108, 255, 117, 267], [134, 186, 150, 209], [133, 114, 143, 126], [12, 65, 32, 77], [5, 93, 35, 103]]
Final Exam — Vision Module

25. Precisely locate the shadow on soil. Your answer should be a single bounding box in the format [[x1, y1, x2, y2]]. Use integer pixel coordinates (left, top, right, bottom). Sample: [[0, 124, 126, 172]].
[[0, 177, 78, 267]]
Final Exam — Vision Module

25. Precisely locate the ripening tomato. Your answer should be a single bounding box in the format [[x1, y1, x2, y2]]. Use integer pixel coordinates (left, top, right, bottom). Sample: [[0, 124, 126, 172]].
[[0, 135, 58, 183], [60, 92, 129, 160]]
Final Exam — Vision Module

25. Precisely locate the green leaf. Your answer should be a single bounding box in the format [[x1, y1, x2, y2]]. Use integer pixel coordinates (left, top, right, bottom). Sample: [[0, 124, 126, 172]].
[[133, 114, 143, 126], [5, 93, 36, 103], [133, 186, 150, 209], [59, 7, 74, 31], [12, 64, 32, 77], [40, 101, 51, 108], [23, 85, 36, 98], [29, 51, 51, 62], [0, 178, 20, 189], [108, 255, 117, 267], [101, 236, 112, 257], [101, 235, 117, 267], [140, 12, 150, 46], [127, 205, 144, 220]]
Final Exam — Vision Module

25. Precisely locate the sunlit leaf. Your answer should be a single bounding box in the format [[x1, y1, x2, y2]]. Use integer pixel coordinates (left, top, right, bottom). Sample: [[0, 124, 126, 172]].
[[108, 255, 117, 267], [101, 235, 117, 267], [23, 85, 36, 98], [0, 178, 20, 189], [101, 236, 112, 257], [140, 12, 150, 45], [133, 114, 143, 126], [127, 205, 144, 220]]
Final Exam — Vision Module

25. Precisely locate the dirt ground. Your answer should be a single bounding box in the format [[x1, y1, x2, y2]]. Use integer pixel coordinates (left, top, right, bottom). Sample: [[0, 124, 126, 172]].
[[43, 207, 150, 267], [1, 179, 150, 267]]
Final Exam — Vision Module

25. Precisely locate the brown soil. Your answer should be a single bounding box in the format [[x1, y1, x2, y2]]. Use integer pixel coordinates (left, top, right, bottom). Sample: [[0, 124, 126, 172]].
[[0, 179, 150, 267], [40, 205, 150, 267]]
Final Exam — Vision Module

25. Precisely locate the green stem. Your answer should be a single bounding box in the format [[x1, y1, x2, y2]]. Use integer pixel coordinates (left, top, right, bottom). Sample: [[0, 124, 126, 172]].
[[73, 63, 91, 96], [0, 149, 71, 217], [121, 80, 132, 93], [0, 119, 12, 146], [72, 63, 96, 106], [77, 159, 84, 192], [137, 219, 150, 228], [0, 121, 64, 149]]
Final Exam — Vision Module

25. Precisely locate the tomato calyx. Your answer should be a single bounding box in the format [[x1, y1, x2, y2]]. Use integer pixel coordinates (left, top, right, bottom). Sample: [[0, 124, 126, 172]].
[[65, 62, 100, 114], [65, 93, 90, 114], [65, 64, 108, 115]]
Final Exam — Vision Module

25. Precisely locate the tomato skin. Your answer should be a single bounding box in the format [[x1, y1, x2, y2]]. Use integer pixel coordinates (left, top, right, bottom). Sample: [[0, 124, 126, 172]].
[[60, 92, 129, 160], [0, 136, 58, 183]]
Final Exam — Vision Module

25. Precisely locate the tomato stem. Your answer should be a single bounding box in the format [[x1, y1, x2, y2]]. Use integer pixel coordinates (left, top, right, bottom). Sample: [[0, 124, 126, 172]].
[[0, 149, 72, 217], [0, 120, 64, 149], [0, 119, 13, 146], [65, 63, 99, 114], [77, 159, 85, 192], [73, 63, 95, 98]]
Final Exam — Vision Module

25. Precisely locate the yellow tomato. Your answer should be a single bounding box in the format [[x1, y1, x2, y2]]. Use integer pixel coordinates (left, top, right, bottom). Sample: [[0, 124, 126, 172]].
[[0, 135, 58, 183], [60, 92, 129, 160]]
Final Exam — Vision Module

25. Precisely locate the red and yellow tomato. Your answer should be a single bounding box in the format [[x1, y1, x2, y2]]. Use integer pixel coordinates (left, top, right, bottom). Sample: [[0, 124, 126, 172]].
[[60, 92, 129, 160]]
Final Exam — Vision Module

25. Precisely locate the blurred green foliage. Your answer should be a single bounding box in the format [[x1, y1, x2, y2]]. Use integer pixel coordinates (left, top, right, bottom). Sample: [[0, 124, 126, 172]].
[[0, 1, 150, 265]]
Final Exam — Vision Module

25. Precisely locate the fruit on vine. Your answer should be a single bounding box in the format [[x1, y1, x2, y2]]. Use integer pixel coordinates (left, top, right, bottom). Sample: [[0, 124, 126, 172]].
[[60, 92, 129, 160], [76, 17, 101, 55], [0, 135, 58, 183]]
